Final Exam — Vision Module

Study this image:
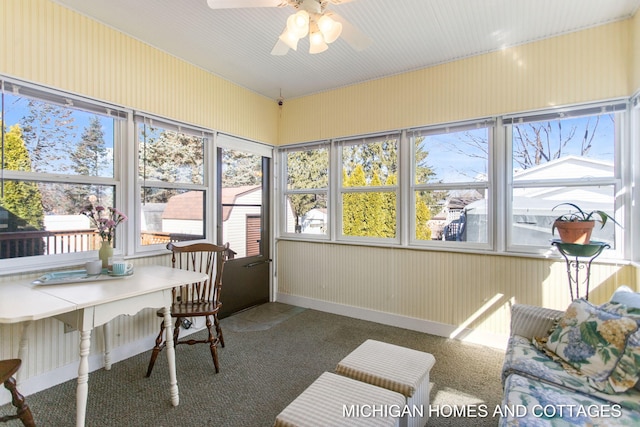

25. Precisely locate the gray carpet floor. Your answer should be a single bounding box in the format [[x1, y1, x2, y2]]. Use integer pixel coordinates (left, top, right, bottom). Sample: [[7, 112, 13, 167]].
[[0, 303, 505, 426]]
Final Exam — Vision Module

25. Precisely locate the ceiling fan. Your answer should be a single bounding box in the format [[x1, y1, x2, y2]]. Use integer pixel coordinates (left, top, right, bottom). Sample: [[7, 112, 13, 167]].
[[206, 0, 372, 55]]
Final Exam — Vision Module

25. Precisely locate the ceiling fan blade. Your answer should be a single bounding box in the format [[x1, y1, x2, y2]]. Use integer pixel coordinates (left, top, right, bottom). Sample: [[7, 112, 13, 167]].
[[328, 11, 372, 51], [206, 0, 287, 9], [271, 39, 290, 56], [329, 0, 357, 4]]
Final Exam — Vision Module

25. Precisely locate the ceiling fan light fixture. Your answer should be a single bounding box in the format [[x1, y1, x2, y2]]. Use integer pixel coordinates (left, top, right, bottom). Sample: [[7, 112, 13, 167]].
[[279, 29, 300, 50], [287, 10, 310, 38], [309, 30, 328, 54], [317, 15, 342, 43]]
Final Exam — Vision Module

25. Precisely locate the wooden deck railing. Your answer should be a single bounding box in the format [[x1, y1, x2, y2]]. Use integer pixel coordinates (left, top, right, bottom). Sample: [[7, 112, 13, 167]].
[[0, 230, 202, 259], [0, 230, 99, 259]]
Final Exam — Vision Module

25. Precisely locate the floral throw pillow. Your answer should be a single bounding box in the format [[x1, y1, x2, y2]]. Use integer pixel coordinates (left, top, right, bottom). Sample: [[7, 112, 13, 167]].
[[534, 298, 638, 393], [597, 302, 640, 392]]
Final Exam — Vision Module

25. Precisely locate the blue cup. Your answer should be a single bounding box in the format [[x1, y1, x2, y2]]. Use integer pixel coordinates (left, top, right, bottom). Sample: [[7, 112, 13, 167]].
[[112, 261, 133, 276]]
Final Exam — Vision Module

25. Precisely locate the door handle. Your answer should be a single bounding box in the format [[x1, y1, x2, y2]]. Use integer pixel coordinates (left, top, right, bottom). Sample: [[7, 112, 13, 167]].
[[243, 259, 272, 268]]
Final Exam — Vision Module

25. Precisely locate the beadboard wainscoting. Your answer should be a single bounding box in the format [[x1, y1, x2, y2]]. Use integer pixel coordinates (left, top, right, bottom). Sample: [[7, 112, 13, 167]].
[[275, 241, 636, 349]]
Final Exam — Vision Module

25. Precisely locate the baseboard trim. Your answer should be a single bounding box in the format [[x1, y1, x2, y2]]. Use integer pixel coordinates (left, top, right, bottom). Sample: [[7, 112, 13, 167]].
[[276, 293, 508, 351]]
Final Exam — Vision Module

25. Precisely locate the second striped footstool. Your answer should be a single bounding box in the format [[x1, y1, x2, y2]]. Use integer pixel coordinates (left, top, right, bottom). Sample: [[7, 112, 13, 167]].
[[335, 340, 436, 427]]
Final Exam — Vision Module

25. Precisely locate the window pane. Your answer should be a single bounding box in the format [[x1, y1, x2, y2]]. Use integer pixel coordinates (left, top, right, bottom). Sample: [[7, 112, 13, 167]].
[[138, 123, 204, 185], [417, 190, 487, 242], [220, 148, 263, 258], [342, 138, 398, 186], [510, 112, 618, 249], [285, 193, 327, 235], [3, 93, 116, 177], [415, 128, 488, 184], [0, 181, 115, 259], [287, 147, 328, 190], [140, 188, 205, 246], [512, 114, 615, 179], [511, 185, 617, 247], [342, 191, 396, 238]]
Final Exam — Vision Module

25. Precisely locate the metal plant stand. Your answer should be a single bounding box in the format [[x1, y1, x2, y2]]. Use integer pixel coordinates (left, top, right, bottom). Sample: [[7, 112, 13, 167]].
[[551, 240, 609, 301]]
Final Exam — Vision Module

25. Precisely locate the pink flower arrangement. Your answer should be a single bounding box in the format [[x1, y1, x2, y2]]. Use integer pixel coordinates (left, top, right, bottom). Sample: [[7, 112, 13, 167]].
[[81, 205, 128, 243]]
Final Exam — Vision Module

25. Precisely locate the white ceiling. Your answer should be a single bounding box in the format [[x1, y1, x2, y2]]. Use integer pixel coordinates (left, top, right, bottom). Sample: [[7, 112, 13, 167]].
[[52, 0, 640, 101]]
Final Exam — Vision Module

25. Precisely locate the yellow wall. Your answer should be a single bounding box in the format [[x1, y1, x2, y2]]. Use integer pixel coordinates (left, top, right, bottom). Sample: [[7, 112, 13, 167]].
[[1, 1, 635, 146], [0, 0, 278, 144], [631, 10, 640, 93], [279, 20, 631, 144]]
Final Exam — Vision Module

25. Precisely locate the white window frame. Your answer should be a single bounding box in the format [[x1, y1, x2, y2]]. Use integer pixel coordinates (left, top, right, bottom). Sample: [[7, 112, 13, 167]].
[[409, 119, 494, 251], [503, 101, 627, 257], [133, 113, 213, 254], [279, 141, 331, 241], [0, 77, 128, 273], [276, 99, 634, 262], [336, 132, 401, 244]]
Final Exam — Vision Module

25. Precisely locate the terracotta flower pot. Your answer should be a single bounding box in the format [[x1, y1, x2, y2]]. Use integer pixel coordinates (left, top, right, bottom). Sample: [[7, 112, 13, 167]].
[[553, 220, 595, 244]]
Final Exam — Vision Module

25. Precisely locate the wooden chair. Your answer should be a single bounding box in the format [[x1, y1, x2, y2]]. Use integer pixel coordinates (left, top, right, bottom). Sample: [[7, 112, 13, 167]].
[[146, 241, 229, 377], [0, 359, 35, 427]]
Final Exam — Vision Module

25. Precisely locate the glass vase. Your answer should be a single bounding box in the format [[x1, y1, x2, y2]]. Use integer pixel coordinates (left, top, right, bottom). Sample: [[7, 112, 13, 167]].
[[98, 241, 113, 269]]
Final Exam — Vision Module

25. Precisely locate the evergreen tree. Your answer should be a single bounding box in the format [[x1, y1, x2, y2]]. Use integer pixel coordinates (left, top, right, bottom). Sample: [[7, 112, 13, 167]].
[[415, 197, 432, 240], [287, 138, 435, 238], [68, 116, 109, 210], [366, 172, 386, 237], [222, 149, 262, 187], [342, 139, 398, 184], [413, 136, 445, 217], [286, 148, 328, 232], [342, 165, 367, 236], [71, 116, 108, 176], [382, 174, 397, 238], [0, 123, 45, 230], [139, 125, 204, 202]]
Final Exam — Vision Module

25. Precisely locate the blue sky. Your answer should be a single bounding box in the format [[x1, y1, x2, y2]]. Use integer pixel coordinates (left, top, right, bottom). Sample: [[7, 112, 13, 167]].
[[3, 93, 116, 149], [3, 93, 116, 177], [419, 114, 615, 183]]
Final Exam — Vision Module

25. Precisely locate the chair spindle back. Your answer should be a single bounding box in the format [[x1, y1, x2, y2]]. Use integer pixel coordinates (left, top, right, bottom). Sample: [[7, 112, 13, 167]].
[[167, 241, 228, 306]]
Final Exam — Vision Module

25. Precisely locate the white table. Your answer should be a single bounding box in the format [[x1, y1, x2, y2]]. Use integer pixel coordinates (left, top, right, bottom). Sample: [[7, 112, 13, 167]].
[[0, 265, 207, 427]]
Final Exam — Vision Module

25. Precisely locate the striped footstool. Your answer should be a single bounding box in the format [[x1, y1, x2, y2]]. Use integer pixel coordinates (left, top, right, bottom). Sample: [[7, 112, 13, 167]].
[[335, 340, 436, 427], [274, 371, 406, 427]]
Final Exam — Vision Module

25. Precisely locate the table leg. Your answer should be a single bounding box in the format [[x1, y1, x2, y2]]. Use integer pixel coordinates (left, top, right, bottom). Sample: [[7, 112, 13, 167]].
[[76, 328, 91, 427], [103, 322, 112, 370], [16, 321, 32, 385], [163, 306, 179, 406]]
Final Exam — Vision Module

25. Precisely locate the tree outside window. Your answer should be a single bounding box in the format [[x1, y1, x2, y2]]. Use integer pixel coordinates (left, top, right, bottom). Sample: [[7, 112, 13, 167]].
[[136, 120, 207, 246], [1, 83, 122, 260]]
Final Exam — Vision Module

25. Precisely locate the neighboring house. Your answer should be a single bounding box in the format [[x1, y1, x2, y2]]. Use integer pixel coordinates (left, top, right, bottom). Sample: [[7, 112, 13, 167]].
[[300, 208, 327, 234], [429, 194, 483, 241], [465, 156, 615, 245], [159, 186, 262, 258], [220, 185, 262, 258], [162, 191, 205, 237], [284, 201, 328, 234], [140, 203, 167, 233]]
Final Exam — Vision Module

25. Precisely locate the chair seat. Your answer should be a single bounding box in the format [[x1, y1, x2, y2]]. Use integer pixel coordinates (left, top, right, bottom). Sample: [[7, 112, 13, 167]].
[[155, 301, 221, 318]]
